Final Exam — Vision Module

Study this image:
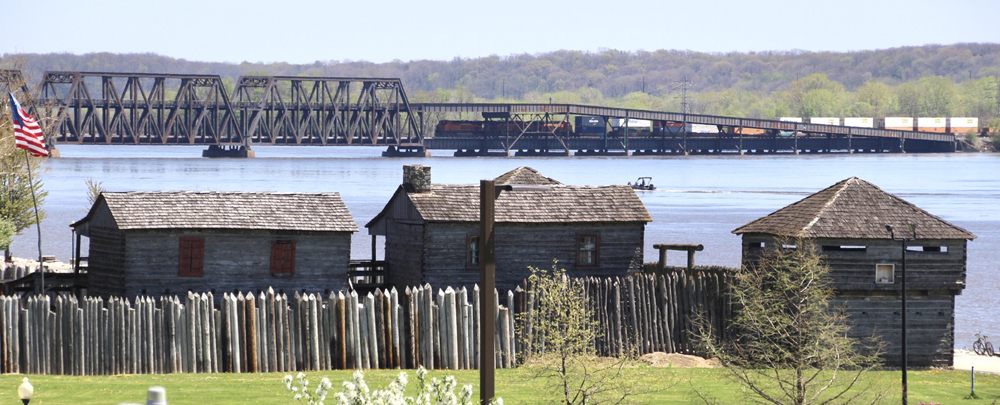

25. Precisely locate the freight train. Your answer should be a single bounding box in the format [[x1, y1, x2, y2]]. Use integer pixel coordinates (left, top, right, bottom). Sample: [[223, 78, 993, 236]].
[[779, 116, 983, 135], [433, 115, 986, 138], [433, 116, 771, 137]]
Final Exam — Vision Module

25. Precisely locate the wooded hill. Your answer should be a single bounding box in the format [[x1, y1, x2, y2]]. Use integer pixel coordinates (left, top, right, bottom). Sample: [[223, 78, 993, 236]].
[[3, 43, 999, 123]]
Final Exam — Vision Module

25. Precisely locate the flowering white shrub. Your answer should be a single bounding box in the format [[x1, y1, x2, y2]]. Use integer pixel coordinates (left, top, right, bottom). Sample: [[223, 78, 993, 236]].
[[284, 372, 334, 405], [285, 367, 500, 405]]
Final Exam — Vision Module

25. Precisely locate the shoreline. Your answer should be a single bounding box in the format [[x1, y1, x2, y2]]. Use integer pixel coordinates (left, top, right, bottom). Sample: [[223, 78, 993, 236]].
[[953, 349, 1000, 374]]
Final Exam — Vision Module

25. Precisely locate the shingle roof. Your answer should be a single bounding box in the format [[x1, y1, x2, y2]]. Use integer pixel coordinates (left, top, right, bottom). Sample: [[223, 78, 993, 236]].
[[407, 184, 651, 223], [76, 191, 358, 232], [733, 177, 974, 240], [494, 166, 562, 185]]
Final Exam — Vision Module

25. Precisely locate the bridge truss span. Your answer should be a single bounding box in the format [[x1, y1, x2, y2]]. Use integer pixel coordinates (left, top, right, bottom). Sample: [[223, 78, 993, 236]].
[[38, 71, 243, 145], [231, 76, 423, 147]]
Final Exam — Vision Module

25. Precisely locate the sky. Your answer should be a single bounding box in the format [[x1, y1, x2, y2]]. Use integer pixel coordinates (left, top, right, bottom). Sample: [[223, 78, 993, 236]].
[[4, 0, 998, 64]]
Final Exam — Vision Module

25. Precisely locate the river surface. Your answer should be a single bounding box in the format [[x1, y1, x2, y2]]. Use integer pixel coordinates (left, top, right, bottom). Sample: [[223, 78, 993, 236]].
[[10, 146, 999, 349]]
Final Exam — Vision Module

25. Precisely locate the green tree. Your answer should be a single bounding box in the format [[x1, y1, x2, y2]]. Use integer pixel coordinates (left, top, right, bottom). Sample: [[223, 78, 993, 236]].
[[697, 240, 885, 405], [851, 80, 895, 117], [517, 264, 648, 404], [0, 105, 47, 260], [782, 74, 847, 117], [916, 76, 957, 116], [85, 178, 105, 206], [894, 81, 923, 117], [0, 219, 14, 255]]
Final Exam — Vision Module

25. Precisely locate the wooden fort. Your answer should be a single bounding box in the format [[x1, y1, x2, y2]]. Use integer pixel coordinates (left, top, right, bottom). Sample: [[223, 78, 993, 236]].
[[366, 165, 651, 290], [71, 191, 358, 297], [734, 177, 975, 367]]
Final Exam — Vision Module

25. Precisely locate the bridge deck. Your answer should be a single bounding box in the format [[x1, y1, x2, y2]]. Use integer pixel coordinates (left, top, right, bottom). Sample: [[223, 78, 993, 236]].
[[415, 103, 955, 143]]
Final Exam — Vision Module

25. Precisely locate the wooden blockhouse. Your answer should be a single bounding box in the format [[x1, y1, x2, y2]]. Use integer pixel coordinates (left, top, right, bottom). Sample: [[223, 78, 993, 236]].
[[734, 177, 975, 367], [71, 191, 358, 297], [366, 165, 651, 291]]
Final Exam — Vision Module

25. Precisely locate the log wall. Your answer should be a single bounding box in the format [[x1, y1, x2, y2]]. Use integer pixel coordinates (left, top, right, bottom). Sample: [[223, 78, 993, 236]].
[[740, 235, 966, 367], [0, 270, 730, 375], [421, 222, 645, 291], [97, 230, 353, 297]]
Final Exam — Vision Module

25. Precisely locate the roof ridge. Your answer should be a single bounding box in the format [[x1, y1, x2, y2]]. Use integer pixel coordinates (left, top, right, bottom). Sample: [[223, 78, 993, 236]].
[[878, 182, 977, 239], [733, 177, 974, 240], [802, 178, 854, 235]]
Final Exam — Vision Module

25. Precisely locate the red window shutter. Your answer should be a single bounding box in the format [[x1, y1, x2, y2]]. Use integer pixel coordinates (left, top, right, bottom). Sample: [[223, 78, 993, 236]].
[[179, 238, 205, 277], [271, 240, 296, 275]]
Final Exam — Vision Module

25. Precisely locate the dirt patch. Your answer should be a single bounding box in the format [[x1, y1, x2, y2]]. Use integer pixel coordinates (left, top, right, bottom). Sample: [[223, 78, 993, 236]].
[[640, 352, 719, 368]]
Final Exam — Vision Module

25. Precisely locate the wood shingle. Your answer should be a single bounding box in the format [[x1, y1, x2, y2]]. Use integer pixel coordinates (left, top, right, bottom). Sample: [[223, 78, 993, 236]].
[[733, 177, 974, 240], [494, 166, 562, 186], [74, 191, 358, 232], [404, 184, 651, 223]]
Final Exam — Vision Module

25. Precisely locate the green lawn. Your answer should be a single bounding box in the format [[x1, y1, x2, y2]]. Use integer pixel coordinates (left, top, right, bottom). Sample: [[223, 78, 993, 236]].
[[0, 367, 996, 404]]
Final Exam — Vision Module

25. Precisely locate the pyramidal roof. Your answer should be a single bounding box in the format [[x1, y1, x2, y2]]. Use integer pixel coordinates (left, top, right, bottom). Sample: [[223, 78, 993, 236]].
[[733, 177, 975, 240], [494, 166, 562, 185]]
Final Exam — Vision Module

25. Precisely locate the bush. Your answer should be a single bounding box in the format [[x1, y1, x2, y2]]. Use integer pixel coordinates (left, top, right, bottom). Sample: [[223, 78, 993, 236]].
[[283, 367, 499, 405]]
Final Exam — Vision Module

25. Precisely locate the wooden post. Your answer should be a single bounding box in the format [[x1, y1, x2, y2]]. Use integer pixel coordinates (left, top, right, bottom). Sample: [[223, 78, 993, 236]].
[[479, 179, 497, 404], [336, 291, 346, 369], [246, 293, 259, 372]]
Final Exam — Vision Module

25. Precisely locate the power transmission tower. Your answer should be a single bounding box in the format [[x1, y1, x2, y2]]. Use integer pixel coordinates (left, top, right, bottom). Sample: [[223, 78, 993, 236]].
[[672, 78, 692, 114], [671, 77, 693, 154]]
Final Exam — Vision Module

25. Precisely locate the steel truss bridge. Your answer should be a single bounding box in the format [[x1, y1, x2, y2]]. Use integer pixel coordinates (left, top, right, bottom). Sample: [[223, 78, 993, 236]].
[[0, 70, 957, 156]]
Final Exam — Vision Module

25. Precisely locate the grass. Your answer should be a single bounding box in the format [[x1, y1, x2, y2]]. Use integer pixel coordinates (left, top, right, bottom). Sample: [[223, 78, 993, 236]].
[[0, 367, 997, 404]]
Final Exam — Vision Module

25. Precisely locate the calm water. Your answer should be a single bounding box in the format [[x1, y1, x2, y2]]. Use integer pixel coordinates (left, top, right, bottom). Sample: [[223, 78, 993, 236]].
[[13, 145, 1000, 349]]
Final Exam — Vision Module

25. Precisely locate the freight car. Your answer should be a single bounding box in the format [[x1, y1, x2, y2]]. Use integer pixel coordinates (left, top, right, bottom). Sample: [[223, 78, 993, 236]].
[[784, 116, 981, 135], [434, 120, 572, 137]]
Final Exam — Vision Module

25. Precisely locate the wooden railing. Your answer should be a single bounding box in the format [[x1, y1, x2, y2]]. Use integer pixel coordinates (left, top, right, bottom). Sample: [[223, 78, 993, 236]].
[[348, 260, 387, 291]]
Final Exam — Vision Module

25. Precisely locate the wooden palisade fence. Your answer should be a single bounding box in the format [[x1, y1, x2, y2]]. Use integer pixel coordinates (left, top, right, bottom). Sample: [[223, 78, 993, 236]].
[[0, 268, 730, 375]]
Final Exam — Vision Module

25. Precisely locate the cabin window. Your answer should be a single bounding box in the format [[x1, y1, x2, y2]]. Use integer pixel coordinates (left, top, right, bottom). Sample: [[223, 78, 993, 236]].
[[747, 241, 765, 250], [822, 245, 867, 252], [875, 263, 894, 284], [270, 240, 296, 275], [577, 234, 599, 267], [907, 245, 948, 253], [467, 234, 480, 268], [179, 237, 205, 277]]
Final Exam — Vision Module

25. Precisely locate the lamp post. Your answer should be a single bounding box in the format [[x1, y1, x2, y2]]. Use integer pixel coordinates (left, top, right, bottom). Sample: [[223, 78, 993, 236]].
[[18, 377, 33, 405], [479, 181, 551, 404], [479, 179, 497, 405], [886, 223, 917, 405]]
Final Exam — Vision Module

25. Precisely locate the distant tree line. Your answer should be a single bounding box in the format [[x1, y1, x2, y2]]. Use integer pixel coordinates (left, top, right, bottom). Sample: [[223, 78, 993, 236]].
[[3, 43, 999, 127]]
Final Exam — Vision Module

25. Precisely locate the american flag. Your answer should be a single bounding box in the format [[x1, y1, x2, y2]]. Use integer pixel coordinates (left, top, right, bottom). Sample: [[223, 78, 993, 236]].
[[8, 92, 48, 157]]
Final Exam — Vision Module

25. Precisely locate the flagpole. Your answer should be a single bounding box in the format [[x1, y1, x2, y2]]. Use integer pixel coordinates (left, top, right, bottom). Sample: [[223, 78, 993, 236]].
[[21, 149, 44, 294]]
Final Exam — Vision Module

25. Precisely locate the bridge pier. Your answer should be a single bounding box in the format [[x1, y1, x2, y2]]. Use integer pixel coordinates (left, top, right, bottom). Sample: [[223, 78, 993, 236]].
[[202, 145, 255, 158], [576, 149, 630, 156], [382, 146, 431, 157], [453, 148, 509, 157], [514, 149, 572, 157]]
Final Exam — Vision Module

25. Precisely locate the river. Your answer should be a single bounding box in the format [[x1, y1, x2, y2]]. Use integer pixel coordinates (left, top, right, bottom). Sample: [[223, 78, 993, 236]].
[[10, 145, 999, 349]]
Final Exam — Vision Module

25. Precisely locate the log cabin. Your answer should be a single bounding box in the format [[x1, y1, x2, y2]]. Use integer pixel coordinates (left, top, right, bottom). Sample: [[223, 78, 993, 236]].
[[71, 191, 358, 297], [366, 165, 651, 291], [733, 177, 975, 367]]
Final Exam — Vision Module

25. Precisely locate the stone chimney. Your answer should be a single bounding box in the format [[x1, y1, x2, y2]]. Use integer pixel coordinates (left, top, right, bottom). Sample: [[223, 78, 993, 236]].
[[403, 165, 431, 193]]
